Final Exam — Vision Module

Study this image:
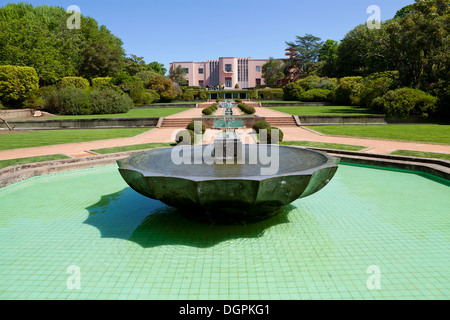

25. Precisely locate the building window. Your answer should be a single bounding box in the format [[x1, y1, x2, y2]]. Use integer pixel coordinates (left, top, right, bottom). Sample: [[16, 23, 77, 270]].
[[225, 64, 232, 72], [183, 68, 189, 74], [199, 80, 204, 88], [256, 78, 261, 86], [256, 66, 261, 72], [198, 68, 204, 74], [225, 77, 232, 88]]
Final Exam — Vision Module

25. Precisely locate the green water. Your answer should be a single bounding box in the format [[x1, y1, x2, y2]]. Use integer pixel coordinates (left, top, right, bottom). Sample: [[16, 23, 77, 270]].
[[0, 165, 448, 300]]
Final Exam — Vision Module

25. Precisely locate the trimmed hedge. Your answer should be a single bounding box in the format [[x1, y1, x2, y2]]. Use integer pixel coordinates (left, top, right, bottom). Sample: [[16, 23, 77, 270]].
[[187, 121, 206, 134], [252, 120, 271, 133], [59, 77, 90, 90], [334, 76, 363, 106], [299, 89, 333, 102], [0, 65, 39, 107], [257, 89, 284, 100], [372, 88, 438, 119], [238, 103, 255, 114], [175, 129, 195, 145]]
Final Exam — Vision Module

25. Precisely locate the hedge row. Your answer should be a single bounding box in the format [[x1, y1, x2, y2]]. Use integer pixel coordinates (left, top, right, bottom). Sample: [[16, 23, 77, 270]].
[[0, 65, 39, 107], [237, 103, 255, 114], [202, 103, 219, 115], [252, 121, 284, 144]]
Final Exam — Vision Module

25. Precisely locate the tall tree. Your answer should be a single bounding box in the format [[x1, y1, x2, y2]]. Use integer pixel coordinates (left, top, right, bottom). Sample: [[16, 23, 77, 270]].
[[169, 65, 188, 86], [285, 34, 323, 76], [318, 40, 339, 77], [262, 57, 284, 86]]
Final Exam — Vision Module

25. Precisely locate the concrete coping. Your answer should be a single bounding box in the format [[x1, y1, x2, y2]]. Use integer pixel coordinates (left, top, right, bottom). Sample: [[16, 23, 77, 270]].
[[0, 147, 449, 189]]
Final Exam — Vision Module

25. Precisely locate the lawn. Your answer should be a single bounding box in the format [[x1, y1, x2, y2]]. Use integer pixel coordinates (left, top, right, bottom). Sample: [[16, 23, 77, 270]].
[[92, 142, 174, 154], [0, 128, 150, 150], [281, 141, 367, 151], [390, 150, 450, 161], [267, 106, 380, 116], [51, 108, 190, 119], [310, 125, 450, 145], [0, 154, 70, 169]]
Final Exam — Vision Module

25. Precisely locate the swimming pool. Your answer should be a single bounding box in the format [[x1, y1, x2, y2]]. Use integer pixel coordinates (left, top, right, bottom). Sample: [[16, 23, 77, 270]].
[[0, 164, 448, 300]]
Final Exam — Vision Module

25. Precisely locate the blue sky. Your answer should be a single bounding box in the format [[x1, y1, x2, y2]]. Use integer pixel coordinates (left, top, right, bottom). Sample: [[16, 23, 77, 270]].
[[4, 0, 415, 71]]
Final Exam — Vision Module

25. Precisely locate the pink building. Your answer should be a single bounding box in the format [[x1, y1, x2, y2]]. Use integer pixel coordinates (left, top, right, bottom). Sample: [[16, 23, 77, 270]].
[[169, 57, 269, 89]]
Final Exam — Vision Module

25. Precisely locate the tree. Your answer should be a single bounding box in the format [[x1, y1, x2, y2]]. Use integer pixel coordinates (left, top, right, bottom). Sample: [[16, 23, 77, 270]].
[[318, 40, 339, 77], [285, 34, 323, 76], [80, 41, 122, 79], [148, 61, 167, 76], [169, 65, 188, 86], [262, 58, 284, 86], [148, 75, 179, 102]]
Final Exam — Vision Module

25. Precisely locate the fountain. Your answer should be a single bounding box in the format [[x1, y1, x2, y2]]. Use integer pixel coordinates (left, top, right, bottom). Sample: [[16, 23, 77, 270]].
[[118, 101, 340, 223]]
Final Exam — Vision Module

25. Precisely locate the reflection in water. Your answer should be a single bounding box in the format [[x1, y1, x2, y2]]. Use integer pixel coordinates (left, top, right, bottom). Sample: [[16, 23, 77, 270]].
[[84, 187, 294, 248]]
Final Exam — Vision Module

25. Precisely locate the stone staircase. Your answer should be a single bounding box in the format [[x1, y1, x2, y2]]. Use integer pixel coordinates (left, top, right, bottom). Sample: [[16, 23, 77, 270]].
[[160, 118, 192, 128], [264, 116, 298, 127]]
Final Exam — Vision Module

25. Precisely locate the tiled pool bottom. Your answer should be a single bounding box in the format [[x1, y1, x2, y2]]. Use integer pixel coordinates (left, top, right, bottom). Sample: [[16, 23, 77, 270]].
[[0, 164, 448, 300]]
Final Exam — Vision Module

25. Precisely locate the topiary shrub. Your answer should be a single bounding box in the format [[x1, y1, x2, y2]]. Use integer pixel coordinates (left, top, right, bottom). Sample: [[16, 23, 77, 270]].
[[359, 73, 398, 108], [299, 89, 333, 102], [235, 98, 242, 103], [202, 107, 213, 115], [175, 129, 195, 145], [43, 87, 90, 115], [371, 88, 438, 119], [259, 127, 284, 144], [187, 121, 206, 134], [252, 120, 272, 133], [59, 77, 90, 90], [238, 103, 255, 114], [0, 65, 39, 108]]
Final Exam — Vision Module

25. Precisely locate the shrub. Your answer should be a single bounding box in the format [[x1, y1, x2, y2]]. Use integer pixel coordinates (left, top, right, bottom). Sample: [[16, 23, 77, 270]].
[[92, 77, 112, 89], [59, 77, 90, 90], [359, 72, 400, 108], [283, 82, 303, 101], [297, 76, 321, 91], [0, 65, 39, 107], [235, 83, 240, 89], [259, 127, 284, 144], [175, 129, 195, 145], [252, 120, 271, 133], [181, 90, 196, 101], [44, 87, 90, 115], [238, 103, 255, 114], [202, 107, 213, 115], [299, 89, 333, 102], [44, 87, 133, 115], [187, 121, 206, 134], [197, 91, 208, 100], [334, 76, 363, 105], [371, 88, 438, 119], [235, 98, 242, 103], [257, 89, 284, 100], [89, 89, 134, 114]]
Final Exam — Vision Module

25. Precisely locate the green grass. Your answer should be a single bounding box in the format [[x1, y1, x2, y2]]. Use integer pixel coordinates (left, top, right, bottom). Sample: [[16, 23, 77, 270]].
[[390, 150, 450, 161], [150, 101, 198, 105], [0, 128, 150, 150], [267, 106, 381, 116], [51, 108, 190, 119], [92, 142, 175, 154], [0, 154, 70, 169], [281, 141, 367, 151], [309, 125, 450, 145]]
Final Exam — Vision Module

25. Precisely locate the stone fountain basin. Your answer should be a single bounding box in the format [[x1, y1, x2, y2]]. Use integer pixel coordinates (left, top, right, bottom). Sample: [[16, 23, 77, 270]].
[[117, 145, 339, 222]]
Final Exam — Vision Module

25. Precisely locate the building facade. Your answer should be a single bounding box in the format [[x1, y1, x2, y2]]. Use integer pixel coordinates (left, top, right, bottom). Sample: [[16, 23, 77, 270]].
[[169, 57, 269, 89]]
